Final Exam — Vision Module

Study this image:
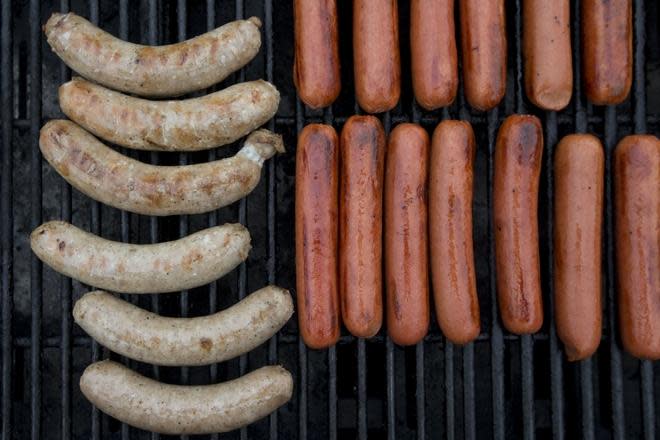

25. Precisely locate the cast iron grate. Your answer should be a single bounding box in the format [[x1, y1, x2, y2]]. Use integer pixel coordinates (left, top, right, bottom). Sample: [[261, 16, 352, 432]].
[[1, 0, 659, 439]]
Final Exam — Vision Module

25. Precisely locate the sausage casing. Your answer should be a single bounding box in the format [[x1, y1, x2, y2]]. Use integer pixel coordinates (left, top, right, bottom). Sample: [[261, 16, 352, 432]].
[[31, 221, 250, 294], [74, 286, 293, 366], [410, 0, 458, 110], [522, 0, 573, 110], [614, 135, 660, 360], [353, 0, 401, 113], [40, 121, 283, 216], [385, 123, 430, 346], [429, 121, 480, 345], [459, 0, 507, 111], [581, 0, 632, 105], [44, 13, 261, 97], [80, 361, 292, 435], [339, 116, 385, 338], [554, 134, 604, 361], [493, 115, 544, 334], [59, 77, 280, 151], [293, 0, 341, 108], [296, 124, 340, 349]]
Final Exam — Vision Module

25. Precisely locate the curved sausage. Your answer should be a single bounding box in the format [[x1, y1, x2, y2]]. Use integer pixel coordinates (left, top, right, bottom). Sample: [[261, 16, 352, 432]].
[[554, 134, 604, 361], [493, 115, 544, 334], [293, 0, 341, 108], [581, 0, 632, 105], [410, 0, 458, 110], [614, 135, 660, 360], [296, 124, 340, 349], [74, 286, 293, 366], [353, 0, 401, 113], [339, 116, 385, 338], [429, 121, 480, 345], [385, 123, 430, 346], [80, 361, 293, 435], [523, 0, 573, 110], [459, 0, 507, 111], [44, 12, 261, 97], [40, 121, 284, 216], [31, 221, 250, 294], [59, 77, 280, 151]]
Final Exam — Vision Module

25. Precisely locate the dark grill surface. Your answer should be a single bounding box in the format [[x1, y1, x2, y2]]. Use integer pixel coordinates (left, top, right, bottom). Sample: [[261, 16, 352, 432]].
[[1, 0, 660, 438]]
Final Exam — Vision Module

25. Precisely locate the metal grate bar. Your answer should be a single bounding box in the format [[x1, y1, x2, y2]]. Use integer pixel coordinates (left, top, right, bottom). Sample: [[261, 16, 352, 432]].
[[28, 0, 43, 438], [357, 339, 367, 440], [545, 108, 566, 440], [445, 342, 455, 440], [488, 106, 505, 440], [604, 106, 625, 440], [58, 0, 73, 438], [632, 2, 656, 439], [0, 0, 13, 437]]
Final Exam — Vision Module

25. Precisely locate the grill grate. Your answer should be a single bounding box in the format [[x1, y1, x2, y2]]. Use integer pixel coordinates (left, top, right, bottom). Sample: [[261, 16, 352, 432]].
[[1, 0, 659, 439]]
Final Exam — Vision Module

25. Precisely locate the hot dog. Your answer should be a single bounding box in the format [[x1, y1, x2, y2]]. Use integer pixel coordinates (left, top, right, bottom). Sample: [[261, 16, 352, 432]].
[[554, 134, 604, 361], [522, 0, 573, 110], [429, 120, 480, 345], [31, 221, 250, 294], [614, 135, 660, 360], [293, 0, 341, 108], [40, 121, 284, 216], [59, 77, 280, 151], [80, 361, 292, 435], [353, 0, 401, 113], [339, 116, 385, 339], [410, 0, 458, 110], [385, 123, 430, 346], [581, 0, 632, 105], [44, 12, 261, 97], [493, 115, 544, 334], [74, 286, 293, 366], [296, 124, 340, 349], [459, 0, 507, 111]]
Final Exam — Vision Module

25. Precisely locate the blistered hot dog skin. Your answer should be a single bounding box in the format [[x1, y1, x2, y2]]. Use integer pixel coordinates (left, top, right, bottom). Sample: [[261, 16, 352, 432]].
[[293, 0, 341, 108], [459, 0, 507, 111], [581, 0, 632, 105], [614, 135, 660, 360], [353, 0, 401, 113], [74, 287, 293, 366], [522, 0, 573, 110], [385, 123, 430, 346], [31, 221, 250, 294], [429, 121, 480, 345], [40, 121, 284, 216], [59, 77, 280, 151], [296, 124, 340, 349], [554, 134, 604, 361], [410, 0, 458, 110], [493, 115, 544, 334], [44, 12, 261, 97], [339, 116, 385, 338], [80, 361, 293, 435]]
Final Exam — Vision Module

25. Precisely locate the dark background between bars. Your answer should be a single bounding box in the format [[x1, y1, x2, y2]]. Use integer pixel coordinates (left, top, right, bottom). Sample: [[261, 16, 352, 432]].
[[1, 0, 660, 439]]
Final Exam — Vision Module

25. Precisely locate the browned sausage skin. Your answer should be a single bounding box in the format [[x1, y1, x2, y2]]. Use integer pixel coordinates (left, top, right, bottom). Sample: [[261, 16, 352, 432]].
[[493, 115, 544, 334], [353, 0, 401, 113], [522, 0, 573, 110], [459, 0, 507, 111], [339, 116, 385, 338], [429, 121, 480, 345], [411, 0, 458, 110], [293, 0, 341, 108], [296, 124, 340, 349], [614, 135, 660, 360], [554, 134, 604, 361], [581, 0, 632, 105], [385, 123, 430, 346]]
